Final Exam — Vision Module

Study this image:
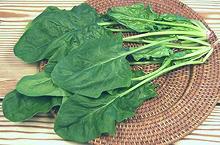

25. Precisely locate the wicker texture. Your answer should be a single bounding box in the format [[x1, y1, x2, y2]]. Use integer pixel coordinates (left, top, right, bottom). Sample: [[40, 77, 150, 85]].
[[86, 0, 220, 145], [39, 0, 220, 144]]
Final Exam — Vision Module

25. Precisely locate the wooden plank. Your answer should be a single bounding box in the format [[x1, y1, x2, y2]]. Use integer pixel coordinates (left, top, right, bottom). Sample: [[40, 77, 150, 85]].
[[0, 102, 84, 145], [0, 103, 220, 145]]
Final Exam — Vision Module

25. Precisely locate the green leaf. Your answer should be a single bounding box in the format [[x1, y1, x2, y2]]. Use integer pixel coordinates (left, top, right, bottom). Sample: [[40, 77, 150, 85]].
[[62, 96, 69, 104], [51, 30, 132, 98], [170, 50, 194, 60], [54, 82, 156, 143], [16, 71, 69, 97], [107, 3, 192, 33], [131, 45, 174, 61], [14, 3, 99, 63], [45, 24, 111, 73], [170, 49, 208, 65], [3, 90, 62, 122], [159, 13, 190, 22], [107, 3, 160, 32], [44, 62, 57, 74], [106, 70, 145, 95]]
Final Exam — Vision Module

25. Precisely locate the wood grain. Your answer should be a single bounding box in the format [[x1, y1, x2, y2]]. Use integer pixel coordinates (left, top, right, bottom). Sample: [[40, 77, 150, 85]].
[[0, 102, 220, 145], [0, 0, 220, 145], [0, 102, 83, 145]]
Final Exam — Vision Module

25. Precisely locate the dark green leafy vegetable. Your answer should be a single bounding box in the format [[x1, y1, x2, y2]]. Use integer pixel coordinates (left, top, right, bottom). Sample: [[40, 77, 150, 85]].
[[16, 71, 69, 97], [45, 25, 112, 72], [3, 90, 62, 122], [107, 4, 161, 32], [131, 45, 174, 61], [54, 82, 156, 143], [14, 3, 99, 63], [3, 2, 213, 144], [51, 31, 132, 98], [107, 3, 196, 33]]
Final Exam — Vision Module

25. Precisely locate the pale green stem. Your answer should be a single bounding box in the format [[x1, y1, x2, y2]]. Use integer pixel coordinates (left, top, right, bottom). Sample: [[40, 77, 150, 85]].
[[118, 16, 202, 32], [173, 48, 211, 60], [97, 22, 118, 26], [119, 59, 204, 98], [132, 59, 171, 81], [165, 44, 206, 50], [106, 28, 134, 32], [121, 38, 177, 56], [177, 36, 210, 46], [129, 61, 160, 65], [123, 31, 205, 41]]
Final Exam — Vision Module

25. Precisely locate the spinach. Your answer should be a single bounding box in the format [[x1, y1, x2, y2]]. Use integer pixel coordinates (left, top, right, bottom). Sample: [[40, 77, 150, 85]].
[[16, 71, 69, 97], [51, 30, 132, 98], [107, 3, 193, 33], [14, 3, 99, 63], [107, 3, 161, 32], [3, 90, 62, 122], [3, 2, 213, 144], [45, 24, 114, 73], [54, 82, 156, 143], [131, 45, 174, 61]]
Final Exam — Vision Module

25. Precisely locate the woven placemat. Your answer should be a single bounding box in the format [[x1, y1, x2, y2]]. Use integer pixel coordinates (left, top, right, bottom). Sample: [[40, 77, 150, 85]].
[[86, 0, 220, 144], [39, 0, 220, 144]]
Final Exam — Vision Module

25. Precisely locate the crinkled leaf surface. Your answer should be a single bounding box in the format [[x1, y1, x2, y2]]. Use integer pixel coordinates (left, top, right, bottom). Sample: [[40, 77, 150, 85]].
[[107, 4, 162, 32], [3, 90, 62, 122], [131, 45, 173, 61], [158, 13, 190, 22], [16, 71, 69, 97], [14, 3, 99, 63], [107, 3, 190, 32], [45, 25, 110, 73], [51, 31, 132, 98], [54, 82, 156, 143]]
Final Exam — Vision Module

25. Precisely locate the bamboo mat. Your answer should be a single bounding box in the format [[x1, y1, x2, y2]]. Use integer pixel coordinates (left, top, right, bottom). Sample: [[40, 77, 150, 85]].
[[0, 0, 220, 145]]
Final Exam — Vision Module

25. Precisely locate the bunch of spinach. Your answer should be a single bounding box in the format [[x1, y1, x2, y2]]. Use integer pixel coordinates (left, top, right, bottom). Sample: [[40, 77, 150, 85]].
[[3, 3, 212, 143]]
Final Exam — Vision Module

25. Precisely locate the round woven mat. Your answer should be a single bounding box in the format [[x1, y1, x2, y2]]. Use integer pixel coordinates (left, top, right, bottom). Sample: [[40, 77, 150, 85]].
[[86, 0, 220, 144], [39, 0, 220, 144]]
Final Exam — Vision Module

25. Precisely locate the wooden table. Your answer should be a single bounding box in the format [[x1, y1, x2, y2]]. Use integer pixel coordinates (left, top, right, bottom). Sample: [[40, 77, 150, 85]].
[[0, 0, 219, 144]]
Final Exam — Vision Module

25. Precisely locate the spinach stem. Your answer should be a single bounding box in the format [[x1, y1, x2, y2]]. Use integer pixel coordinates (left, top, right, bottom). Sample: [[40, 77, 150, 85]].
[[106, 28, 134, 32], [123, 39, 206, 50], [129, 61, 161, 65], [119, 55, 210, 98], [97, 21, 118, 26], [177, 36, 210, 46], [123, 31, 205, 41], [173, 47, 210, 60], [123, 38, 177, 56], [180, 37, 206, 44], [165, 44, 204, 50], [119, 60, 200, 98], [108, 16, 203, 32], [132, 58, 171, 81], [124, 17, 203, 32]]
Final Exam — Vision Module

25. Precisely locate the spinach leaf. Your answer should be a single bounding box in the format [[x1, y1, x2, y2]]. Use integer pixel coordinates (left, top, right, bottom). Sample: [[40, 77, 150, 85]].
[[2, 90, 62, 122], [107, 3, 192, 32], [159, 13, 190, 22], [51, 31, 132, 98], [107, 3, 159, 32], [45, 24, 111, 73], [54, 82, 156, 143], [14, 3, 99, 63], [131, 45, 173, 61], [171, 50, 194, 60], [16, 71, 69, 97], [106, 70, 146, 95]]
